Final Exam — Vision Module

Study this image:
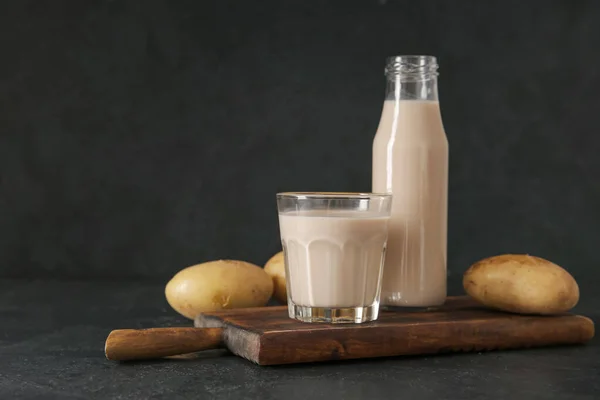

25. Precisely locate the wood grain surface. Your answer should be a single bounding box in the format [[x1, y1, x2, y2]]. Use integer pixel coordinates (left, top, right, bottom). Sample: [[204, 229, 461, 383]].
[[105, 327, 224, 361], [194, 296, 595, 365]]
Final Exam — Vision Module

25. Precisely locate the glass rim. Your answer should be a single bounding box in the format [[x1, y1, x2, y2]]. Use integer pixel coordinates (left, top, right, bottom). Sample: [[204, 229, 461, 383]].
[[276, 191, 391, 200]]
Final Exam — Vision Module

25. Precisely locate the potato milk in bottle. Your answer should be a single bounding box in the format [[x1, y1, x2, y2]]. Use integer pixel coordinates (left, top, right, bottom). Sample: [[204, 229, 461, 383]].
[[372, 55, 449, 307]]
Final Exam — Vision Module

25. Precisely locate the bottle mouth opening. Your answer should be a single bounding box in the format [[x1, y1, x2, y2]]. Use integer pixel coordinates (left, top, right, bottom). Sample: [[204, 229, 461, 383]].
[[385, 55, 439, 77]]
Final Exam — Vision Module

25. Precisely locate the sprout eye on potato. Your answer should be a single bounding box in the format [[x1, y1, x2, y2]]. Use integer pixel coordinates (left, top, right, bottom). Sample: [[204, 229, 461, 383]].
[[463, 254, 579, 315], [165, 260, 274, 319]]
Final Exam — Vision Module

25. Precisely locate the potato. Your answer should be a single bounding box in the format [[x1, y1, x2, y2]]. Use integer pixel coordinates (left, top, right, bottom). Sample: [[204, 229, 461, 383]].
[[264, 251, 287, 304], [165, 260, 273, 319], [463, 254, 579, 315]]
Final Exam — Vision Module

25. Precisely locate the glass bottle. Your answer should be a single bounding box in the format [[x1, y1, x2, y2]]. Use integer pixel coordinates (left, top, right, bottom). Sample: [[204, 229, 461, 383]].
[[372, 55, 449, 307]]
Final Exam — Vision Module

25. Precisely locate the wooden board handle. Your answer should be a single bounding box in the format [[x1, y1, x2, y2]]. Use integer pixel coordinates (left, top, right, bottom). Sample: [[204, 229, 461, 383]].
[[105, 327, 224, 361]]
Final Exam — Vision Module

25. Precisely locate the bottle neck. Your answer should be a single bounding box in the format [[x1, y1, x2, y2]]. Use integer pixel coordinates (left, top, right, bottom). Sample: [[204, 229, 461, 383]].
[[385, 75, 439, 102], [384, 55, 439, 102]]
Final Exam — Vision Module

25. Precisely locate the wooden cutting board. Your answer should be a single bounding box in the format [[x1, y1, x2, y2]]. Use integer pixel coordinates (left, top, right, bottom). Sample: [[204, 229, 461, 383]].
[[193, 296, 594, 365], [105, 296, 594, 365]]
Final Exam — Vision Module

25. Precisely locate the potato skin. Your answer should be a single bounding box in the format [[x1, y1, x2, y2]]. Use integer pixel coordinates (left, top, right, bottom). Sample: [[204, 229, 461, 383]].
[[165, 260, 274, 319], [463, 254, 579, 315], [264, 251, 287, 304]]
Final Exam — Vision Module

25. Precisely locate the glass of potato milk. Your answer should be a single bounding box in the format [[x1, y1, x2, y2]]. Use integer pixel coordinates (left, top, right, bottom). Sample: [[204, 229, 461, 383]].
[[277, 192, 392, 323]]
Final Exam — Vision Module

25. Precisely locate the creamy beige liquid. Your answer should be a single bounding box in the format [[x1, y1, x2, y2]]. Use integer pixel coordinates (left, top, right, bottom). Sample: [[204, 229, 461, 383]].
[[372, 100, 448, 307], [278, 210, 389, 308]]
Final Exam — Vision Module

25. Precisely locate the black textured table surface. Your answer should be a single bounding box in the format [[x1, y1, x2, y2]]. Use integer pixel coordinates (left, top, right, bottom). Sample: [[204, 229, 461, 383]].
[[1, 278, 599, 400]]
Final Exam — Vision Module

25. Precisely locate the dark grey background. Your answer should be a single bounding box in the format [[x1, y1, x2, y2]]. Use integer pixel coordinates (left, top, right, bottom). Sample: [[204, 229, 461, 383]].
[[1, 3, 599, 398], [1, 0, 599, 281]]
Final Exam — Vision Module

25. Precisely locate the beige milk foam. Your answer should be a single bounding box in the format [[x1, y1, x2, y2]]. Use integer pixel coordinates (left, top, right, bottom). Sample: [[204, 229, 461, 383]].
[[278, 210, 389, 308], [373, 100, 448, 307]]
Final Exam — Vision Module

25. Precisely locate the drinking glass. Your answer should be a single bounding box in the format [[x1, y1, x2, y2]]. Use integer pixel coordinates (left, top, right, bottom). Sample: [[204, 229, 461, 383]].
[[277, 192, 392, 323]]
